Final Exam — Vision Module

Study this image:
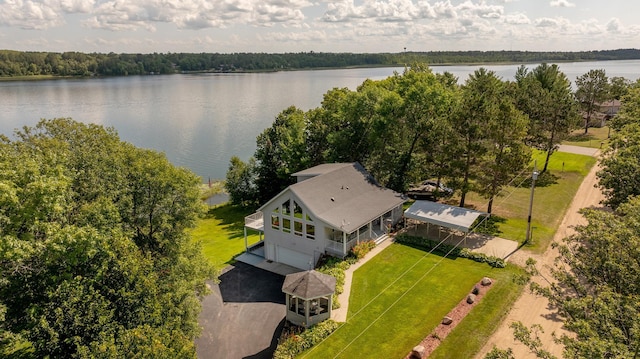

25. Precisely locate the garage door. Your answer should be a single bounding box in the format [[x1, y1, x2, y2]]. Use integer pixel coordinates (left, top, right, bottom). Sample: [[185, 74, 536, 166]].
[[277, 246, 313, 270]]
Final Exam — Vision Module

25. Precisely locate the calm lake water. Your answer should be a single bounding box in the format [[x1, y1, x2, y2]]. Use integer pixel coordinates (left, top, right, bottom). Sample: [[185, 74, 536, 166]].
[[2, 60, 638, 180]]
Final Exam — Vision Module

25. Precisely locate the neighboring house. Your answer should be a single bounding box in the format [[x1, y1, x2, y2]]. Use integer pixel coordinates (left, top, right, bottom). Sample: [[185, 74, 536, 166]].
[[244, 162, 405, 270], [584, 99, 622, 127]]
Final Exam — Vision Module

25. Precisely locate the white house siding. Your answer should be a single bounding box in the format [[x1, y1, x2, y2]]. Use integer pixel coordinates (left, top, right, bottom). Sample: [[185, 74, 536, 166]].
[[262, 190, 327, 269]]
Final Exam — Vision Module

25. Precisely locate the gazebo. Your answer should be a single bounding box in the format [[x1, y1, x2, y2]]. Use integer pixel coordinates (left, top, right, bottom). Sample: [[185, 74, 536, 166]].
[[282, 270, 336, 328]]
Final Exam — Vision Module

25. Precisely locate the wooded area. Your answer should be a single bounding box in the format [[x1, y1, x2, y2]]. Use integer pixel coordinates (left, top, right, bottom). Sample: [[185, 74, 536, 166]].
[[0, 119, 214, 358], [1, 49, 640, 77]]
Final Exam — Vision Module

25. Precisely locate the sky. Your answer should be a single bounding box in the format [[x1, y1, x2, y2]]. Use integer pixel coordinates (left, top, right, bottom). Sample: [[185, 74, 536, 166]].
[[0, 0, 638, 54]]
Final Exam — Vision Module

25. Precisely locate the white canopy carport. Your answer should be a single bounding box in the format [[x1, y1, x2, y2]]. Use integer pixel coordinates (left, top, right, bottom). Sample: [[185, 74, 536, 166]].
[[404, 200, 486, 233]]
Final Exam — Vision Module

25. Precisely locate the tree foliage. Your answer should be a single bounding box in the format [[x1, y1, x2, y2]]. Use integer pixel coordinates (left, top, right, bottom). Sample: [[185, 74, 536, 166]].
[[0, 119, 214, 358], [2, 49, 640, 77], [514, 63, 577, 173], [575, 69, 610, 134], [528, 198, 640, 358], [599, 84, 640, 208], [225, 156, 258, 207]]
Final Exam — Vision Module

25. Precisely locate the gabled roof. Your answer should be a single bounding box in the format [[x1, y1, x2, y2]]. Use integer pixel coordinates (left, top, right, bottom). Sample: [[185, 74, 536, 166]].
[[404, 200, 486, 233], [282, 270, 336, 299], [269, 162, 405, 233], [291, 163, 353, 178]]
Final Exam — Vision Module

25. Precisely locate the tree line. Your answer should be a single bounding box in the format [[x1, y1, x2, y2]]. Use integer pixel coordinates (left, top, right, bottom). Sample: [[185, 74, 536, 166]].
[[1, 49, 640, 77], [226, 63, 632, 214], [0, 119, 214, 358]]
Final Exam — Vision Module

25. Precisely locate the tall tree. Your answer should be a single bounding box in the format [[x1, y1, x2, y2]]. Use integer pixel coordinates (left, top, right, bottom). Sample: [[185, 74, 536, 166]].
[[451, 68, 498, 207], [609, 76, 630, 100], [384, 64, 455, 192], [575, 69, 609, 134], [514, 64, 577, 173], [254, 106, 309, 204], [477, 81, 531, 214], [225, 156, 258, 207]]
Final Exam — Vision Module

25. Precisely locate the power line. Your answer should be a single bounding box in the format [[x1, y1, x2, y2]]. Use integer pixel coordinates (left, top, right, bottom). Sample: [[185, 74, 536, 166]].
[[301, 165, 536, 358]]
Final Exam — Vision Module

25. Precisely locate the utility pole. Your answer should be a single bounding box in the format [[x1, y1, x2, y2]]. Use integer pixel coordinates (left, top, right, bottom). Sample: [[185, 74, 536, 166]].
[[525, 160, 539, 244]]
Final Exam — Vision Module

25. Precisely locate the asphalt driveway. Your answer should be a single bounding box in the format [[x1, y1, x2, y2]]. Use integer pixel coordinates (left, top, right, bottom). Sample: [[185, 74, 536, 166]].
[[195, 262, 286, 359]]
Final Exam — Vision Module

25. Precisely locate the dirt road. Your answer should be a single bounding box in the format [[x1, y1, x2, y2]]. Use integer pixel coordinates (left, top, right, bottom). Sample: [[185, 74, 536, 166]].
[[474, 156, 605, 359]]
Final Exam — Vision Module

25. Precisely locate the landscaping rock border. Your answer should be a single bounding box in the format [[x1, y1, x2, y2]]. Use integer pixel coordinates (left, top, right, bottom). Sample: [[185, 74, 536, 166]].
[[404, 278, 495, 359]]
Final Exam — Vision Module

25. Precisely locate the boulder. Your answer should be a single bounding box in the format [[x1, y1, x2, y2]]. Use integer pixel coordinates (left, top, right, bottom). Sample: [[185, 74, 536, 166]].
[[442, 316, 453, 325], [467, 293, 476, 304], [410, 345, 425, 359], [472, 285, 480, 295], [481, 277, 493, 286]]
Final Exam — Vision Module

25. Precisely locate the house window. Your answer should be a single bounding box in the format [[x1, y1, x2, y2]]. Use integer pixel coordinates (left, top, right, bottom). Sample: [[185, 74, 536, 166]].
[[294, 201, 303, 219], [282, 199, 291, 216], [294, 221, 303, 236], [282, 218, 291, 233], [271, 215, 279, 230], [306, 224, 315, 239], [306, 214, 313, 221], [272, 207, 279, 213]]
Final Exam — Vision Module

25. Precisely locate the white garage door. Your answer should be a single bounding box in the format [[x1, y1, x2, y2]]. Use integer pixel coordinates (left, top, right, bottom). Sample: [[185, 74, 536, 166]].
[[277, 246, 313, 270]]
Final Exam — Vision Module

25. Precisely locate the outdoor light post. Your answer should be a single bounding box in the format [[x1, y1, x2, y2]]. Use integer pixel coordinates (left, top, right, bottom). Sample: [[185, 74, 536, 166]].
[[525, 161, 539, 244]]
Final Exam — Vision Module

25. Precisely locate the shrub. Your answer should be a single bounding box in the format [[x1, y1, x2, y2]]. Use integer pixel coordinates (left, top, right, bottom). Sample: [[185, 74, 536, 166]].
[[273, 320, 341, 359], [350, 240, 376, 260]]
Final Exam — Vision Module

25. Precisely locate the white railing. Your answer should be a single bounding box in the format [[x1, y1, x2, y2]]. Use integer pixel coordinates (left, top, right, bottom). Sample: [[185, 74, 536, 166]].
[[244, 212, 264, 230]]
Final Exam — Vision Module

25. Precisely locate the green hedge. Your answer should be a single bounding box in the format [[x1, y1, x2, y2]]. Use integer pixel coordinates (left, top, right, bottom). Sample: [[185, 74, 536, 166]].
[[395, 234, 506, 268], [273, 320, 341, 359]]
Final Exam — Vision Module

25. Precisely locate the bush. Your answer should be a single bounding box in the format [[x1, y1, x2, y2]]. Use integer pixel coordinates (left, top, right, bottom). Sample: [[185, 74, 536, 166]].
[[350, 240, 376, 260], [273, 320, 341, 359], [395, 234, 506, 268]]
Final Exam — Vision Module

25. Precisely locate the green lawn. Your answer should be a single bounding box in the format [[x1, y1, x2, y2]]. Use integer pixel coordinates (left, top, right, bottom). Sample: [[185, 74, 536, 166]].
[[464, 150, 596, 253], [190, 204, 261, 271], [300, 244, 525, 359], [563, 126, 611, 148]]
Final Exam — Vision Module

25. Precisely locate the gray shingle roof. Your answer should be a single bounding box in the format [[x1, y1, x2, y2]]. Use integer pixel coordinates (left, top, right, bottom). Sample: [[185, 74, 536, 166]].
[[282, 270, 336, 299], [289, 163, 405, 233]]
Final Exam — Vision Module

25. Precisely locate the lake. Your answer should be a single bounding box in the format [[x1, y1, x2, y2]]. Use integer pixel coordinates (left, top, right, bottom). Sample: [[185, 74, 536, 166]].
[[2, 60, 638, 181]]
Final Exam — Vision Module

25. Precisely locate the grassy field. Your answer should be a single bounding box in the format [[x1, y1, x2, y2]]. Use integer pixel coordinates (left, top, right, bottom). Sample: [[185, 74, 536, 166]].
[[563, 126, 610, 148], [300, 244, 525, 359], [463, 150, 596, 253], [189, 204, 261, 271]]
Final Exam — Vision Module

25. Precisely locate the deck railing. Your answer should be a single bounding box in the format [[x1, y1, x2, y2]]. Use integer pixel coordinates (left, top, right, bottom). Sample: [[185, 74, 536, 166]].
[[244, 212, 264, 229]]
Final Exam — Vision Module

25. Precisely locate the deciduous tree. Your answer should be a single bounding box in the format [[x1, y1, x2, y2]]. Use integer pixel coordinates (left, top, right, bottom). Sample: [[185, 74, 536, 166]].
[[575, 69, 609, 134]]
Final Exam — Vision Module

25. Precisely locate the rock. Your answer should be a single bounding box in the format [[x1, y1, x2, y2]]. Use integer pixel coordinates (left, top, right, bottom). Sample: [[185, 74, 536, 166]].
[[467, 293, 476, 304], [472, 285, 480, 295], [442, 316, 453, 325], [481, 277, 493, 286], [410, 345, 425, 359]]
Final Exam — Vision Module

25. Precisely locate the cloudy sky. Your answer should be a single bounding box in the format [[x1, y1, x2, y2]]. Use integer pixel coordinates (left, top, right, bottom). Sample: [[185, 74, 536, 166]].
[[0, 0, 637, 53]]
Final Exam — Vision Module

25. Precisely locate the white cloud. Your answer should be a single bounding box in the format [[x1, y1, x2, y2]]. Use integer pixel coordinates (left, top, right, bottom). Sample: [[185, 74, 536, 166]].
[[503, 12, 530, 25], [550, 0, 575, 8], [0, 0, 65, 29]]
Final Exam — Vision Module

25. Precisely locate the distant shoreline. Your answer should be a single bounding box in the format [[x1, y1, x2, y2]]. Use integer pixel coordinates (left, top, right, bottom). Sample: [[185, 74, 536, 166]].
[[2, 49, 639, 81]]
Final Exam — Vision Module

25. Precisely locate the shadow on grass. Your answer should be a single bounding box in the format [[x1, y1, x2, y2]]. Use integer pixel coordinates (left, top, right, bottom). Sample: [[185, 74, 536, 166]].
[[474, 215, 506, 237], [204, 203, 258, 240], [566, 132, 596, 143], [517, 171, 559, 188]]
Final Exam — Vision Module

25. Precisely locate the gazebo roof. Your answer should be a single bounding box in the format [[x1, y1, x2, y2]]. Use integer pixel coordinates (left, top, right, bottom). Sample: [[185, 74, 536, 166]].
[[282, 270, 336, 299]]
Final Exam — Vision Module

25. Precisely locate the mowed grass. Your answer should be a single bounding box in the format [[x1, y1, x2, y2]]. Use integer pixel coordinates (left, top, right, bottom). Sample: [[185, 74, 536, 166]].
[[300, 244, 525, 359], [189, 204, 261, 271], [563, 126, 610, 148], [464, 150, 596, 253]]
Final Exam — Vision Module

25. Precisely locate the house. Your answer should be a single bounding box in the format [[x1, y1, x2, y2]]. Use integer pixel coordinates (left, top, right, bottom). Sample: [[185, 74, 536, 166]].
[[244, 162, 405, 270]]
